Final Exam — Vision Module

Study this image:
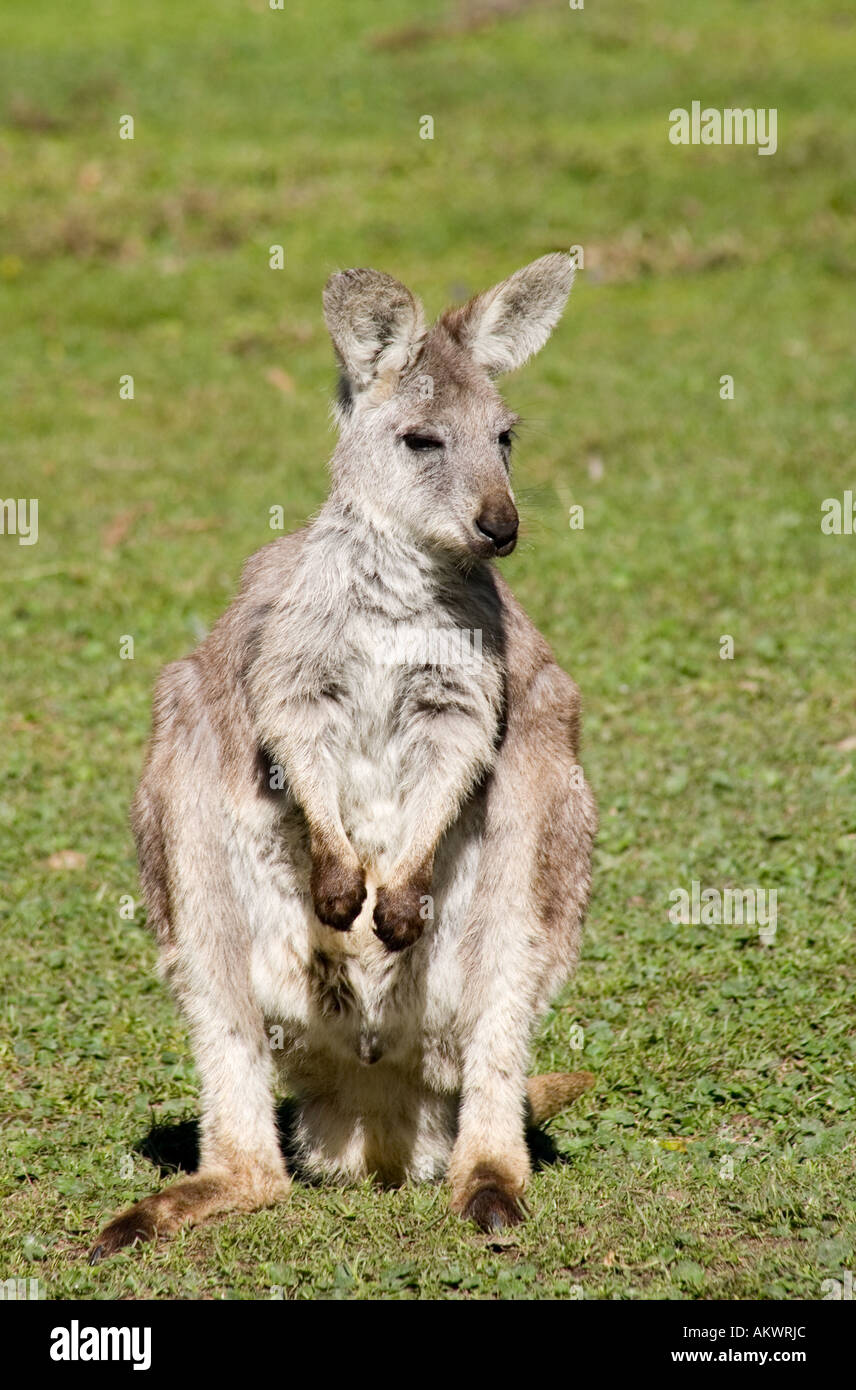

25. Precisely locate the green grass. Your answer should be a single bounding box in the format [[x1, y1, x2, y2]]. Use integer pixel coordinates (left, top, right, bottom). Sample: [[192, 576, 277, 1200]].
[[1, 0, 855, 1300]]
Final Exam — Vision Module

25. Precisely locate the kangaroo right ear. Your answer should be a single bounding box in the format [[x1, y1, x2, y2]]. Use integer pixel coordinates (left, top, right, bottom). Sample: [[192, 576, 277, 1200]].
[[323, 269, 425, 413]]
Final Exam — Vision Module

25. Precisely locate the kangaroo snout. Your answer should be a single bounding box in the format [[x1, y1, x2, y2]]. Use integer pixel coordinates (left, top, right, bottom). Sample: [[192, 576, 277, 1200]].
[[474, 500, 519, 557]]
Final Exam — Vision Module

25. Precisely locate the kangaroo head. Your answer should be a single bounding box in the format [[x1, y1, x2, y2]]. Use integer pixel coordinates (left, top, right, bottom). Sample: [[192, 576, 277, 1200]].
[[323, 253, 574, 560]]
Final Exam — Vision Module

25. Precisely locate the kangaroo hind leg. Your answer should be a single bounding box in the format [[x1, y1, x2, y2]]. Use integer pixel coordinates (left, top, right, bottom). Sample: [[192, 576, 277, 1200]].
[[91, 786, 290, 1259]]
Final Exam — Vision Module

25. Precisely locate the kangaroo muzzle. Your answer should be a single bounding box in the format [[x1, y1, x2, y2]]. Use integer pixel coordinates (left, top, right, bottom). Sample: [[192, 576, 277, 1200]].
[[474, 500, 519, 557]]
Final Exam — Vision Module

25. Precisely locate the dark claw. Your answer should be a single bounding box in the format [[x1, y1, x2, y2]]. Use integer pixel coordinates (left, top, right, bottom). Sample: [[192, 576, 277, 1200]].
[[463, 1185, 526, 1233], [88, 1209, 157, 1262]]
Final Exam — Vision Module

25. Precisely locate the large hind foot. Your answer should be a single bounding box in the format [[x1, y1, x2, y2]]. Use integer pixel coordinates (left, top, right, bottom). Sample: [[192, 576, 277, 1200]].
[[89, 1167, 290, 1262], [448, 1074, 596, 1235], [462, 1180, 527, 1233], [449, 1151, 530, 1234]]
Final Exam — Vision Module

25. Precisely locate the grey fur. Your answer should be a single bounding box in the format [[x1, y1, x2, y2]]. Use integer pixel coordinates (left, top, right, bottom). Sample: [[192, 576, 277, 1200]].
[[91, 254, 596, 1256]]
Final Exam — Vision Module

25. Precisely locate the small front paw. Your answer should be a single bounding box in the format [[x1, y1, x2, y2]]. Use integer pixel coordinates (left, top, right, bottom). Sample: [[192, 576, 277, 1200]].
[[311, 852, 366, 931], [373, 879, 429, 953]]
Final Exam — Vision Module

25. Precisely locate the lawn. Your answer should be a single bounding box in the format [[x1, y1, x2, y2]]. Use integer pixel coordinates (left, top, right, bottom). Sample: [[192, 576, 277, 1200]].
[[0, 0, 854, 1300]]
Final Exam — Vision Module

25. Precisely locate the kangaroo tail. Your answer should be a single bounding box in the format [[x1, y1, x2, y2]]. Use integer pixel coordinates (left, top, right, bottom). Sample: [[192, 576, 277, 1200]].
[[525, 1071, 595, 1125]]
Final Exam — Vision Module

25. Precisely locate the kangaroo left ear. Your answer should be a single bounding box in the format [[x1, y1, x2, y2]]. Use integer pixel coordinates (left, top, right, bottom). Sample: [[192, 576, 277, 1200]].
[[442, 252, 574, 375]]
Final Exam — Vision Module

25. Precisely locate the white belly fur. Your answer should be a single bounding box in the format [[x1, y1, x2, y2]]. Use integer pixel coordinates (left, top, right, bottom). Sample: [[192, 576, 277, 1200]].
[[242, 793, 483, 1092]]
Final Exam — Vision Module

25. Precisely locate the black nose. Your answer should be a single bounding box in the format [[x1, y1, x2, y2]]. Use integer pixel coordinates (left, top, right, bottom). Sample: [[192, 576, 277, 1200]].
[[475, 506, 519, 553]]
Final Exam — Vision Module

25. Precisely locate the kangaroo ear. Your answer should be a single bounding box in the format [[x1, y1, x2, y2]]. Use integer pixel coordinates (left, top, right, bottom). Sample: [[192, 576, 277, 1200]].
[[323, 269, 425, 410], [443, 253, 574, 375]]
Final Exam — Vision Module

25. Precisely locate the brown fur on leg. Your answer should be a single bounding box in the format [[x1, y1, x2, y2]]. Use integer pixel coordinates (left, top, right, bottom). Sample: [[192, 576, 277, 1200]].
[[89, 1168, 289, 1263], [525, 1071, 595, 1125]]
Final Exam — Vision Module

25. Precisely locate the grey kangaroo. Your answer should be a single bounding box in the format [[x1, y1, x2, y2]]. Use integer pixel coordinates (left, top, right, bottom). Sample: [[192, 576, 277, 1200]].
[[91, 253, 596, 1258]]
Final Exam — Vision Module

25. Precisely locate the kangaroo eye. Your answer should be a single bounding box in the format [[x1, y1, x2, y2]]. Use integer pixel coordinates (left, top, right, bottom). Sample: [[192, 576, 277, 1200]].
[[401, 434, 443, 452], [499, 430, 513, 448]]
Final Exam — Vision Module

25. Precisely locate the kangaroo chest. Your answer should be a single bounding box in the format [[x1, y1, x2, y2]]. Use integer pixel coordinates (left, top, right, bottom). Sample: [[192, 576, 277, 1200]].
[[333, 609, 501, 874]]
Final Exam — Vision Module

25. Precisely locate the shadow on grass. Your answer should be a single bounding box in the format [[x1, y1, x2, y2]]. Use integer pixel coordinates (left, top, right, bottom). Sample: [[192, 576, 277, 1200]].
[[526, 1125, 571, 1171], [136, 1100, 570, 1178], [137, 1098, 303, 1176]]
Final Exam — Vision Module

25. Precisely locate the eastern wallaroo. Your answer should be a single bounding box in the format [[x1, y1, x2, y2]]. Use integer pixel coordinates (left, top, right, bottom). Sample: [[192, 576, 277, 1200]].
[[91, 252, 597, 1259]]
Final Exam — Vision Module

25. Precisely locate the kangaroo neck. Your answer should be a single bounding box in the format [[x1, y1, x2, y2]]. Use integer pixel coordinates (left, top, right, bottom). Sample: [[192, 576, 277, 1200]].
[[309, 491, 473, 621]]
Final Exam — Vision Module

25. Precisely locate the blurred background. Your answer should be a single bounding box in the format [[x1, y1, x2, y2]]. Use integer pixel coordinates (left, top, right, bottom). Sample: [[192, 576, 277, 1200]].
[[1, 0, 854, 1300]]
